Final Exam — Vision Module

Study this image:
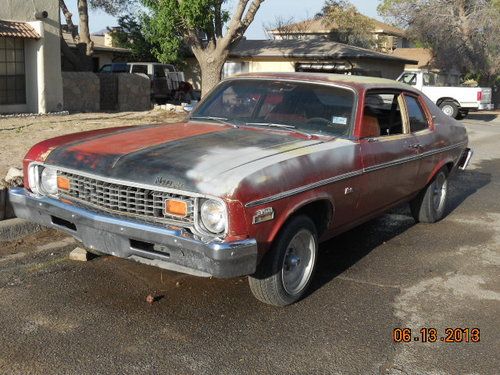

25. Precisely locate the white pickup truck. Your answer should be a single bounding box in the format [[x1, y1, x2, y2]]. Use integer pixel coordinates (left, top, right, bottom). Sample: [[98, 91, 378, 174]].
[[397, 70, 494, 119]]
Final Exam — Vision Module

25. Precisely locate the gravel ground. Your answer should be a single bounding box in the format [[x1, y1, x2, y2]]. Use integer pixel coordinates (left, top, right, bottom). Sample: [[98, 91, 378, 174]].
[[0, 110, 186, 179], [0, 112, 497, 374]]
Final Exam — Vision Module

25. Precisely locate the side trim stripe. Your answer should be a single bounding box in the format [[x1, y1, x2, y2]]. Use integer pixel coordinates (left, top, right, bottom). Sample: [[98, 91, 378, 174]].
[[245, 141, 467, 208]]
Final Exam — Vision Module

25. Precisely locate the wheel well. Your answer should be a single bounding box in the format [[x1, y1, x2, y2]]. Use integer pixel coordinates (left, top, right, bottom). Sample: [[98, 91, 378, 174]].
[[445, 161, 454, 174], [293, 200, 333, 237], [437, 97, 460, 108]]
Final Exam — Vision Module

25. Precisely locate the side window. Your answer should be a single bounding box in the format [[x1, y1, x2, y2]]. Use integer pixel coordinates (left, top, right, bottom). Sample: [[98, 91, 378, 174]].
[[399, 73, 416, 86], [131, 64, 148, 74], [361, 92, 404, 138], [405, 96, 429, 132], [154, 65, 166, 78]]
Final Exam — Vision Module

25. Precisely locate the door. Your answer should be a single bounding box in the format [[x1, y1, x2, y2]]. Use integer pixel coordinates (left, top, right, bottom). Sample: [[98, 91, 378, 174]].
[[357, 91, 421, 216], [402, 93, 436, 189]]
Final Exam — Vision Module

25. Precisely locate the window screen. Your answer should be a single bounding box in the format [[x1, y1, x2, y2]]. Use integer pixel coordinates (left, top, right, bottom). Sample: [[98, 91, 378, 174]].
[[405, 96, 429, 132], [0, 37, 26, 105]]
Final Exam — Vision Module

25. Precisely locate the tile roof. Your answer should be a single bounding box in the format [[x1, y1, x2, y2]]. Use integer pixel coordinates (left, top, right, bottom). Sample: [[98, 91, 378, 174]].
[[230, 39, 418, 64], [391, 48, 434, 68], [269, 16, 406, 38], [0, 20, 40, 39]]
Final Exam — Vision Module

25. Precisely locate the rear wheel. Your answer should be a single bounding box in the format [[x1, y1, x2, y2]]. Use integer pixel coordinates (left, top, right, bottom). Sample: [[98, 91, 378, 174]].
[[439, 101, 459, 118], [456, 109, 469, 120], [410, 169, 449, 223], [248, 215, 318, 306]]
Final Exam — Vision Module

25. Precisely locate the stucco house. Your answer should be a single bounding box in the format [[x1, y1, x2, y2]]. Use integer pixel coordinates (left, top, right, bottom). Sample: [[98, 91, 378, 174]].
[[184, 39, 417, 90], [0, 0, 63, 114], [268, 16, 412, 53], [61, 30, 131, 72]]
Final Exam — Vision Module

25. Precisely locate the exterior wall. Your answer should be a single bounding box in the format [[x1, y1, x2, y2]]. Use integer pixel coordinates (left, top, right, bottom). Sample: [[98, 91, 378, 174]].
[[117, 73, 150, 111], [248, 59, 295, 73], [62, 72, 100, 112], [63, 72, 150, 113], [0, 0, 63, 113]]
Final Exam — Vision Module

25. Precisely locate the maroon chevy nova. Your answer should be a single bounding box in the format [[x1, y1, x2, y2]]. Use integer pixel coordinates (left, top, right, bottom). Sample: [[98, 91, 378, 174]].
[[10, 73, 472, 306]]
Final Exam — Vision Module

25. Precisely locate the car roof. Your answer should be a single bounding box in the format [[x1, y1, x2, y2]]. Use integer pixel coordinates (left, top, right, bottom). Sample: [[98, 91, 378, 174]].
[[230, 72, 415, 92]]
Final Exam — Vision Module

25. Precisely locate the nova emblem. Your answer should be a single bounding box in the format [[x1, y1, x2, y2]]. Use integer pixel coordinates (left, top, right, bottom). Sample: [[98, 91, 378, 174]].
[[252, 207, 275, 224], [155, 176, 185, 190]]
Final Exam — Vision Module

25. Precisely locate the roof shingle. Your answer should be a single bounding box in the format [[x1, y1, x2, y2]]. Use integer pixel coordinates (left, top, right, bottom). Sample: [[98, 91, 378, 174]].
[[0, 20, 40, 39]]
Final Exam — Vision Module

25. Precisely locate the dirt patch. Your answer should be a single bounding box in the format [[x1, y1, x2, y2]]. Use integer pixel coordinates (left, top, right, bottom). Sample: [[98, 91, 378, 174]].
[[0, 229, 71, 258], [0, 110, 187, 178]]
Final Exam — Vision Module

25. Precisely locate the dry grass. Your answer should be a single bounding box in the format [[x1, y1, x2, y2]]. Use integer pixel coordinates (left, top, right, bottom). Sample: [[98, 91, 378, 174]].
[[0, 110, 187, 179]]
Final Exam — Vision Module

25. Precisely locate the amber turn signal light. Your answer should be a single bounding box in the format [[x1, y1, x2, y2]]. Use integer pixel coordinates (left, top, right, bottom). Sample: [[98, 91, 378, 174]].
[[165, 199, 188, 217], [57, 176, 70, 190]]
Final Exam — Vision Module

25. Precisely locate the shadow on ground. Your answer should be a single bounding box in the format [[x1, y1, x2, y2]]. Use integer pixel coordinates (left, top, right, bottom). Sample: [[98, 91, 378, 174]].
[[465, 112, 498, 122], [308, 158, 493, 296]]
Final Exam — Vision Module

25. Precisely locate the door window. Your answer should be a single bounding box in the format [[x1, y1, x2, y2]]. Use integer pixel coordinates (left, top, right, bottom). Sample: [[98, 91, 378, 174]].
[[405, 96, 429, 132], [399, 73, 416, 86], [362, 93, 404, 137], [131, 64, 148, 74], [154, 65, 166, 78]]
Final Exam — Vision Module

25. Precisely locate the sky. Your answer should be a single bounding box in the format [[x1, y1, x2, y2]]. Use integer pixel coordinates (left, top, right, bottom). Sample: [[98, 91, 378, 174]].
[[66, 0, 382, 39]]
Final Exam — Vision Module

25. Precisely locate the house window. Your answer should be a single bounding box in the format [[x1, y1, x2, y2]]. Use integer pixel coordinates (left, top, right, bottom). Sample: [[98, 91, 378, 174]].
[[0, 37, 26, 105]]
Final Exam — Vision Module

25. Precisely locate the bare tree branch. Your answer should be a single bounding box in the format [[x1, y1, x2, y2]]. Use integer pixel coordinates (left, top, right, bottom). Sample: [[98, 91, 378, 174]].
[[59, 0, 79, 41]]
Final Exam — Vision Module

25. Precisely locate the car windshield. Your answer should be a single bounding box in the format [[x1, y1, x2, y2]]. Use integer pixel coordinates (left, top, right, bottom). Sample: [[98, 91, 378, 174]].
[[191, 80, 355, 137]]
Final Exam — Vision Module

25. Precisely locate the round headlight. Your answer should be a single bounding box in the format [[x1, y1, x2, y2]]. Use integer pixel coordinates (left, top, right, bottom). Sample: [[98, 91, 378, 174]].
[[200, 199, 226, 234], [40, 167, 58, 195]]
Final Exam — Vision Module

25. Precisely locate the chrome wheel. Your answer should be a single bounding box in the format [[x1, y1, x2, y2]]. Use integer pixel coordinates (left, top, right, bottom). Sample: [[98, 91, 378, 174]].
[[281, 229, 316, 296], [432, 172, 448, 214], [441, 104, 454, 117]]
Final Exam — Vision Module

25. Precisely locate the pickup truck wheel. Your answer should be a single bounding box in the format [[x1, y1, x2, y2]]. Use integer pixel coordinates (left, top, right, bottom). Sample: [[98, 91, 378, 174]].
[[456, 110, 468, 120], [439, 101, 459, 118], [248, 215, 318, 306], [410, 169, 449, 223]]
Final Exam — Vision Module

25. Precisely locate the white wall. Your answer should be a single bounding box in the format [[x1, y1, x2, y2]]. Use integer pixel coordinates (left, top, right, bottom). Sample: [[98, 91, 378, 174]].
[[0, 0, 63, 113]]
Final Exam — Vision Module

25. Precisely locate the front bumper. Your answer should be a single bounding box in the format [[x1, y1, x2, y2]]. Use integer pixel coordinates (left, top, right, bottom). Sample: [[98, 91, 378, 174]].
[[8, 188, 258, 278]]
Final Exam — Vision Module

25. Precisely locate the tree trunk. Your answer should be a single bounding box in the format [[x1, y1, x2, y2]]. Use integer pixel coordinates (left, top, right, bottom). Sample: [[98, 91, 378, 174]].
[[59, 0, 79, 41], [197, 52, 227, 97], [78, 0, 94, 56]]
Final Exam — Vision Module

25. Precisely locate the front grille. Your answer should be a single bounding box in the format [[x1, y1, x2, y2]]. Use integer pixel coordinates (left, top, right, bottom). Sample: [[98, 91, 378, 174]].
[[57, 171, 195, 226]]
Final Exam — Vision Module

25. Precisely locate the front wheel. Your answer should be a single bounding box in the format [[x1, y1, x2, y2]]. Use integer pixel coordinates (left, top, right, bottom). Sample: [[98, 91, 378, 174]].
[[410, 169, 449, 223], [248, 215, 318, 306]]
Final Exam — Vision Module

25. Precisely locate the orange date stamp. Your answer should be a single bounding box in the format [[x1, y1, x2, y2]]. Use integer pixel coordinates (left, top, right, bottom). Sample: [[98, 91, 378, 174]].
[[392, 328, 480, 343]]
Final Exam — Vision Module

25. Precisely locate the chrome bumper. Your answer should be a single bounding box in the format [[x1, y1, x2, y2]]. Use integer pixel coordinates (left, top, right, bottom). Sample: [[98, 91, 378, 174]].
[[478, 103, 494, 111], [458, 148, 473, 170], [8, 188, 258, 278]]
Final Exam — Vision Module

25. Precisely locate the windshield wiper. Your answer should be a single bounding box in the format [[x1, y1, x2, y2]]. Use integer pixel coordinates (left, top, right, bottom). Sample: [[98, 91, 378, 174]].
[[190, 116, 239, 128], [245, 122, 312, 139]]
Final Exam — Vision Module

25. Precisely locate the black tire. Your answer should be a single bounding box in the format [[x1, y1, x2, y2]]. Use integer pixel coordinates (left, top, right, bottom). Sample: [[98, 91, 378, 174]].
[[439, 101, 459, 119], [410, 169, 449, 223], [248, 215, 318, 306], [456, 110, 469, 120]]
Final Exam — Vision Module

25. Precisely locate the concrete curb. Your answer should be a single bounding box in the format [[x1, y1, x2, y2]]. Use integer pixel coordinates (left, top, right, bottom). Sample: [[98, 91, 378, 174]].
[[0, 218, 43, 242]]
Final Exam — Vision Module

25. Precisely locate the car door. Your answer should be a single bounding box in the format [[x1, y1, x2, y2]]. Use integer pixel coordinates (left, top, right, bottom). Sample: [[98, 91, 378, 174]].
[[357, 90, 421, 216], [402, 93, 436, 189]]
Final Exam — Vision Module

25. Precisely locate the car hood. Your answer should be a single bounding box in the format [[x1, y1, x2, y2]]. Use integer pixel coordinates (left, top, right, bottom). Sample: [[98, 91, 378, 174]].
[[45, 122, 323, 196]]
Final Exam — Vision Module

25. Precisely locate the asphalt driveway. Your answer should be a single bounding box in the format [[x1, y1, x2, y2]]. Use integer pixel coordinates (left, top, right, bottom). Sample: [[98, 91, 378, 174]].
[[0, 113, 498, 374]]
